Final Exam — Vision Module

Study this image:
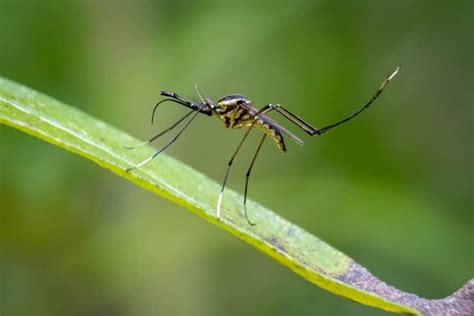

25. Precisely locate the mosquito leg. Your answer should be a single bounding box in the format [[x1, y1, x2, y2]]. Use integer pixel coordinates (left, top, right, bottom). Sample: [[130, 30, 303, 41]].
[[217, 121, 258, 221], [125, 109, 195, 150], [126, 108, 201, 172], [315, 65, 401, 135], [243, 134, 266, 226], [254, 65, 401, 137], [257, 104, 318, 136]]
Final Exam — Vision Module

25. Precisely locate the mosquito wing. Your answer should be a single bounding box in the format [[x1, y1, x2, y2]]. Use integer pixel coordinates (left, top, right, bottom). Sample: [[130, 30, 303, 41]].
[[259, 114, 304, 145], [241, 102, 304, 146]]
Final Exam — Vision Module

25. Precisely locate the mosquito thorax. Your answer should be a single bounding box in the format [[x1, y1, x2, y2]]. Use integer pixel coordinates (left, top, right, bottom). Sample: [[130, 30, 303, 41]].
[[215, 94, 250, 113]]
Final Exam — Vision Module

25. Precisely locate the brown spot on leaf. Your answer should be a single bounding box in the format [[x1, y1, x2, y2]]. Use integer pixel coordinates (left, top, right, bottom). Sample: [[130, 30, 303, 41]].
[[265, 235, 287, 254], [336, 261, 474, 315]]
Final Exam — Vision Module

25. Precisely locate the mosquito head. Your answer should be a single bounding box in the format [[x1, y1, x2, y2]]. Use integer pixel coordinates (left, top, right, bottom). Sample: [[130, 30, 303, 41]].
[[158, 90, 213, 116], [216, 94, 251, 113]]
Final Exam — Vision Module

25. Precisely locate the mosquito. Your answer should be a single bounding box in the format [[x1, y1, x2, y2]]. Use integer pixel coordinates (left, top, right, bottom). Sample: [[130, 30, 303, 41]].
[[126, 66, 400, 225]]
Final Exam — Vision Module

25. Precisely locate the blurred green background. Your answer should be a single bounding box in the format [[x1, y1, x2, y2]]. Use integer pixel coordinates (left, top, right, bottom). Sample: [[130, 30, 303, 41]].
[[0, 0, 472, 315]]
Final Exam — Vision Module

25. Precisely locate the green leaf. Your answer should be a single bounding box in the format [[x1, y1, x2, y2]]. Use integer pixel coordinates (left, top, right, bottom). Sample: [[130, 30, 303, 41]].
[[1, 77, 472, 316]]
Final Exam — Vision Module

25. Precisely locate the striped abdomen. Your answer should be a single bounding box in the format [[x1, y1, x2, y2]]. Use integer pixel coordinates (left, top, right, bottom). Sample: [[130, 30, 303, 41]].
[[214, 95, 289, 152], [220, 109, 287, 152]]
